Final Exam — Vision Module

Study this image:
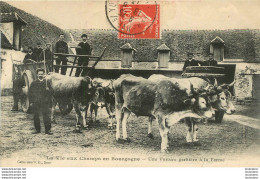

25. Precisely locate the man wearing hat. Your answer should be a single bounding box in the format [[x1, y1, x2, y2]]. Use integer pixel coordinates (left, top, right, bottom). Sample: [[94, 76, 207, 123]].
[[29, 68, 53, 135], [54, 34, 69, 75], [39, 43, 53, 72], [33, 42, 43, 62], [183, 52, 200, 71], [75, 34, 92, 77], [203, 53, 218, 66]]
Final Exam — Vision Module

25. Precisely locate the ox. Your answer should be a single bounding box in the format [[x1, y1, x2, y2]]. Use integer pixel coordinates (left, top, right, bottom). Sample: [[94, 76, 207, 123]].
[[45, 73, 93, 131], [87, 78, 115, 128], [114, 74, 214, 152], [149, 75, 236, 122]]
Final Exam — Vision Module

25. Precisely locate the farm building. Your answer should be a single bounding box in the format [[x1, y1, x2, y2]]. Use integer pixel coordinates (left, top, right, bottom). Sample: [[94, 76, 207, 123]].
[[1, 12, 27, 95], [67, 29, 260, 100], [0, 1, 69, 95]]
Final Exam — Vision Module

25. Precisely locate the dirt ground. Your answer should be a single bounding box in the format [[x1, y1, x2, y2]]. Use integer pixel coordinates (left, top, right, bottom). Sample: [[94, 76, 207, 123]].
[[0, 96, 259, 167]]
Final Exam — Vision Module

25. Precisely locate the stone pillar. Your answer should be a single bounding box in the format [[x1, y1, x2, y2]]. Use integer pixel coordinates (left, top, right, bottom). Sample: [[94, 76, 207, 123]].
[[120, 43, 135, 68], [157, 44, 170, 68]]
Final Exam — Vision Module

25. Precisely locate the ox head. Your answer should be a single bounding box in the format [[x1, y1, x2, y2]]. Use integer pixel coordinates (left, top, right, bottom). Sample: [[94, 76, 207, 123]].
[[187, 86, 215, 119], [89, 81, 114, 108], [91, 86, 106, 108], [207, 79, 236, 115]]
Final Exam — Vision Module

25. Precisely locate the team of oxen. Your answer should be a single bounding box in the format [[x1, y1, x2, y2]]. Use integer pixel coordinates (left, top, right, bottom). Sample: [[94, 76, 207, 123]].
[[45, 73, 236, 153]]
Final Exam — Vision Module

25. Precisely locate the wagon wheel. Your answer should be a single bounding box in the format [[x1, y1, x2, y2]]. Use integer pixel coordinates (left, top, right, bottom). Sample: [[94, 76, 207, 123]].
[[58, 102, 73, 115], [20, 71, 34, 113]]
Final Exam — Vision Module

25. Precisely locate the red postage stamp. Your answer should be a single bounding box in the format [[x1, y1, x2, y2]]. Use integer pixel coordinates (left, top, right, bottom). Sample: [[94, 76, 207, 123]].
[[118, 4, 160, 39]]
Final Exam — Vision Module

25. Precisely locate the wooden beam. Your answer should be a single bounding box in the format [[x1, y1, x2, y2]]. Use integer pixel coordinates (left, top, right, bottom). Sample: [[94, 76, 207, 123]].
[[54, 53, 100, 58]]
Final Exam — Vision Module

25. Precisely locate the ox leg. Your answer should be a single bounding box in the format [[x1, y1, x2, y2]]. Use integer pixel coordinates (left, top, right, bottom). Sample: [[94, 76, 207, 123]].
[[106, 104, 116, 129], [81, 107, 88, 129], [122, 108, 131, 141], [72, 102, 82, 132], [157, 116, 170, 153], [89, 104, 94, 124], [94, 106, 99, 123], [147, 116, 154, 139], [116, 106, 124, 141], [193, 123, 199, 142], [83, 104, 89, 128], [185, 118, 193, 143], [106, 104, 113, 129], [51, 98, 57, 124]]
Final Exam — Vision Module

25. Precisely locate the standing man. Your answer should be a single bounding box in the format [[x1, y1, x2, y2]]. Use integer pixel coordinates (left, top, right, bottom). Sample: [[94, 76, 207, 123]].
[[32, 42, 43, 62], [29, 68, 53, 135], [75, 34, 92, 77], [39, 43, 53, 72], [203, 53, 218, 66], [183, 52, 199, 71], [54, 34, 69, 75]]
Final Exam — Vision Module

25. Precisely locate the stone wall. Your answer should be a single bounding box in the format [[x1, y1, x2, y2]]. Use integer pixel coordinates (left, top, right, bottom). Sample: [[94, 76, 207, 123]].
[[233, 63, 260, 98]]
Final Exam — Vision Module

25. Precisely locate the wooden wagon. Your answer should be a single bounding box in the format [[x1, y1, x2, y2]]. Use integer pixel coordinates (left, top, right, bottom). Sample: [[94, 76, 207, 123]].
[[13, 47, 106, 114]]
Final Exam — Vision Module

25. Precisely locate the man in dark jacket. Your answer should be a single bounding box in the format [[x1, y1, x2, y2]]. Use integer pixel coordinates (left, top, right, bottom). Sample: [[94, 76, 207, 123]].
[[182, 52, 199, 71], [39, 43, 53, 72], [203, 53, 218, 66], [29, 68, 53, 135], [11, 72, 24, 111], [75, 34, 92, 77], [54, 34, 69, 75], [33, 42, 43, 62], [23, 47, 36, 63]]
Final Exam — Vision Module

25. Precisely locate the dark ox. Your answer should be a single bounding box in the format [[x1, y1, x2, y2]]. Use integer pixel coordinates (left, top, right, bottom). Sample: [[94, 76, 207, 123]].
[[46, 73, 93, 131], [114, 74, 214, 152], [87, 78, 115, 128]]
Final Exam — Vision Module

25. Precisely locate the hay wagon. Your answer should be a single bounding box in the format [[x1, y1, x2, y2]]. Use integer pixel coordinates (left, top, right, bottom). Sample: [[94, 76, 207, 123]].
[[13, 47, 106, 114]]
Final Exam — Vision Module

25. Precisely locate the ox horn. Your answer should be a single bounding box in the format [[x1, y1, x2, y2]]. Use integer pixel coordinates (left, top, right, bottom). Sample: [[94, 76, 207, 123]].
[[205, 78, 211, 83], [214, 78, 218, 86], [228, 80, 235, 87]]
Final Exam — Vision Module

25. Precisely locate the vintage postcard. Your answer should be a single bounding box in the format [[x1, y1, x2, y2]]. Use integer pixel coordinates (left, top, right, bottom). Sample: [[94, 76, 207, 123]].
[[0, 0, 260, 168]]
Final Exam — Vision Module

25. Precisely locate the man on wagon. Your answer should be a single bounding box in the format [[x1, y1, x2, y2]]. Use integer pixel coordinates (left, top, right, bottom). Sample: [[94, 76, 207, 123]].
[[32, 42, 43, 62], [29, 68, 53, 135], [54, 33, 69, 75], [203, 53, 218, 66], [39, 43, 53, 72], [75, 34, 92, 77], [182, 52, 200, 71], [23, 47, 36, 63]]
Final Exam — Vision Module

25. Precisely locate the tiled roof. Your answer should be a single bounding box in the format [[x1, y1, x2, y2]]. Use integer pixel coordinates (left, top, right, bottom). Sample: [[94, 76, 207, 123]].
[[120, 43, 133, 50], [0, 2, 69, 50], [67, 29, 260, 62], [157, 44, 170, 51], [0, 12, 27, 25], [211, 36, 225, 44]]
